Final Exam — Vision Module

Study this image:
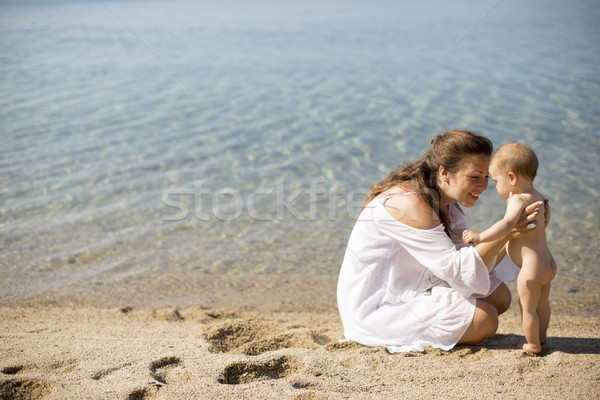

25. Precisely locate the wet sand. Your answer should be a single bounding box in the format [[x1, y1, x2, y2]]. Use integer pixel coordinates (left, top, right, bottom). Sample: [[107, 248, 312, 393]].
[[1, 274, 599, 399]]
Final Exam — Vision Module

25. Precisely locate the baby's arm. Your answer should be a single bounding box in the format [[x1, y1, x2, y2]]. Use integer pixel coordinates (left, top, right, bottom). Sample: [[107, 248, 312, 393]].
[[462, 229, 480, 244], [463, 195, 527, 244]]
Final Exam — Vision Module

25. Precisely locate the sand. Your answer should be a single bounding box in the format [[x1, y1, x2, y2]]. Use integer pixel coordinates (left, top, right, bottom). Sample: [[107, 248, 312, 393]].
[[1, 287, 599, 400]]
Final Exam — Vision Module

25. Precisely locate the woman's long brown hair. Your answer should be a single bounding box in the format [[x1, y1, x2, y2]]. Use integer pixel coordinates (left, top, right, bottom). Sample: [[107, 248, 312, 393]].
[[363, 130, 493, 236]]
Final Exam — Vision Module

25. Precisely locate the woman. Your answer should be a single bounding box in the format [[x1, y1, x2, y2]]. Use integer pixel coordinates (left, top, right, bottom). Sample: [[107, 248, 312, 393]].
[[337, 130, 544, 352]]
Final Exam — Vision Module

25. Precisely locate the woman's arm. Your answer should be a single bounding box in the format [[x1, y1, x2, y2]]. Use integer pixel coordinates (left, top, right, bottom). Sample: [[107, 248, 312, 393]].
[[475, 200, 543, 268], [474, 237, 510, 269]]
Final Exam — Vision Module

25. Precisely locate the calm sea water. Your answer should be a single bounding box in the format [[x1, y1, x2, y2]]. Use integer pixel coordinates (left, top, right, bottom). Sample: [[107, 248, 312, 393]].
[[1, 0, 599, 307]]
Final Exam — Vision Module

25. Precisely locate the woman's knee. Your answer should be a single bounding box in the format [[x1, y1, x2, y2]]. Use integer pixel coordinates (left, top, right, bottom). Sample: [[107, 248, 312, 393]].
[[486, 283, 512, 315], [478, 300, 499, 337], [496, 283, 512, 314], [461, 300, 498, 344]]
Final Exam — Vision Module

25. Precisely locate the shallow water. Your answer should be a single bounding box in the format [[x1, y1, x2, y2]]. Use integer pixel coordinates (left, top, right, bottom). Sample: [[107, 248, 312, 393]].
[[1, 0, 599, 307]]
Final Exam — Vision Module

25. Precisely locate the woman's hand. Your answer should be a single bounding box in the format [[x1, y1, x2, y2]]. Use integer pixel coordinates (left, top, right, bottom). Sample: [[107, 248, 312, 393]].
[[544, 198, 550, 227], [509, 201, 544, 239]]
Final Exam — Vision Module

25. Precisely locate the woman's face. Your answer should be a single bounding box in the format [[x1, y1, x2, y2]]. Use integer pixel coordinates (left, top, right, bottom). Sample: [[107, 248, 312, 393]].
[[442, 154, 490, 208]]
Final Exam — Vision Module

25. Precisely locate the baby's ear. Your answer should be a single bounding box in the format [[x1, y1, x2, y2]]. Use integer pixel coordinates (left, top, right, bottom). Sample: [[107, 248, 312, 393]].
[[507, 172, 517, 186]]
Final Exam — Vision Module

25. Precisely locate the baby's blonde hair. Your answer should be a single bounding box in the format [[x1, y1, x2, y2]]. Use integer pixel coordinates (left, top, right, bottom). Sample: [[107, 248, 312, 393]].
[[491, 142, 538, 181]]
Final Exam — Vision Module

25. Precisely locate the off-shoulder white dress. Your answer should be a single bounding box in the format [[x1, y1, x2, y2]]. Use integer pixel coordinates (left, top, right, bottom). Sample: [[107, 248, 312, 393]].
[[337, 195, 504, 353]]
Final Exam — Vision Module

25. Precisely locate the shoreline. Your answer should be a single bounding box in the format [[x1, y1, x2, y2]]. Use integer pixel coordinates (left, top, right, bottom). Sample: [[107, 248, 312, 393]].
[[1, 273, 598, 316]]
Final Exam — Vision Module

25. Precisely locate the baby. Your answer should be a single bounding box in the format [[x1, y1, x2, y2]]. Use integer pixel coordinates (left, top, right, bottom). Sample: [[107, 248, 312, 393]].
[[463, 143, 556, 354]]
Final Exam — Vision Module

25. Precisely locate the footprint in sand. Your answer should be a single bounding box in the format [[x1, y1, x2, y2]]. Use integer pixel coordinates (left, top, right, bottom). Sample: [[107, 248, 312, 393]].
[[0, 378, 53, 399], [123, 357, 185, 399], [91, 363, 133, 380], [1, 365, 25, 375], [203, 319, 330, 356], [152, 309, 185, 322], [122, 356, 185, 399], [45, 359, 79, 374], [127, 386, 159, 400], [1, 359, 78, 377], [218, 355, 302, 385], [149, 356, 184, 384]]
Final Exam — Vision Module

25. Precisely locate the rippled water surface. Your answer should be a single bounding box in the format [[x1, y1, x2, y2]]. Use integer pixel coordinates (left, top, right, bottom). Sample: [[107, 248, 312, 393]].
[[1, 0, 599, 307]]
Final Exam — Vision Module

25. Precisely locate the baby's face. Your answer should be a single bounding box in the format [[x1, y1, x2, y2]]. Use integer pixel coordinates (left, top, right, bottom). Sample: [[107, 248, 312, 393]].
[[489, 162, 513, 200]]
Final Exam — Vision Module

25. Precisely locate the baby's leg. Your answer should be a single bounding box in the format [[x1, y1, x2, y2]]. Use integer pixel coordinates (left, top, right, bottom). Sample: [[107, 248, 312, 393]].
[[537, 282, 551, 344], [517, 266, 543, 354]]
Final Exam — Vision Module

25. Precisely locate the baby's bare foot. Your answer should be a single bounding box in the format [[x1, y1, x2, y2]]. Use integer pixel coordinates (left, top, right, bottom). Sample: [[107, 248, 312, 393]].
[[522, 343, 542, 354]]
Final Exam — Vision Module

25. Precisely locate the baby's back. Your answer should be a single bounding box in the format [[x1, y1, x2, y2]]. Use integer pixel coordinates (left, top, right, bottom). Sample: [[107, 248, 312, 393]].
[[507, 189, 555, 283]]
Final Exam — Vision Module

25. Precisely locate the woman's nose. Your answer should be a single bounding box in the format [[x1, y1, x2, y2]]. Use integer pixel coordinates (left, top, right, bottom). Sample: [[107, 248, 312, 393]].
[[480, 177, 488, 191]]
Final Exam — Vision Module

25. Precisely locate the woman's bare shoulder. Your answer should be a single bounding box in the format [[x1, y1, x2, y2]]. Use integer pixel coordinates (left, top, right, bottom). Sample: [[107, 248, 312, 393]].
[[382, 194, 440, 230]]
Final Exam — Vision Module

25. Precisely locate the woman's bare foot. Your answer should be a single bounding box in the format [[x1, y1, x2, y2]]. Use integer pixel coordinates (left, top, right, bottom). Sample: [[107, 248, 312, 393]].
[[522, 343, 542, 354]]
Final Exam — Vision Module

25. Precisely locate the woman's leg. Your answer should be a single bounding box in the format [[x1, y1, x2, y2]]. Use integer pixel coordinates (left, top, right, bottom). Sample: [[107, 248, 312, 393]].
[[482, 282, 512, 315], [457, 299, 498, 345]]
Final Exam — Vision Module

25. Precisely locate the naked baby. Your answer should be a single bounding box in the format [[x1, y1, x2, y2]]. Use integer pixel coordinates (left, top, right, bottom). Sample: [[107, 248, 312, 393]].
[[463, 143, 556, 354]]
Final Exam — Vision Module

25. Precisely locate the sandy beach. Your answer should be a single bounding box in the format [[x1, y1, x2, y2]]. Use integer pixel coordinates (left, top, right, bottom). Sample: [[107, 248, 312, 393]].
[[1, 275, 599, 400]]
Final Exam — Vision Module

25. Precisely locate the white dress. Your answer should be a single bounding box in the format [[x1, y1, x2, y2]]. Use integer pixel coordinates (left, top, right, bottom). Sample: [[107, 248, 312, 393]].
[[337, 196, 503, 353]]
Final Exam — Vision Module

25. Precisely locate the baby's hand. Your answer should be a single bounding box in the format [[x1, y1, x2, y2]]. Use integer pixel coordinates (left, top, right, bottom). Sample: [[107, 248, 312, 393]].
[[462, 230, 480, 245]]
